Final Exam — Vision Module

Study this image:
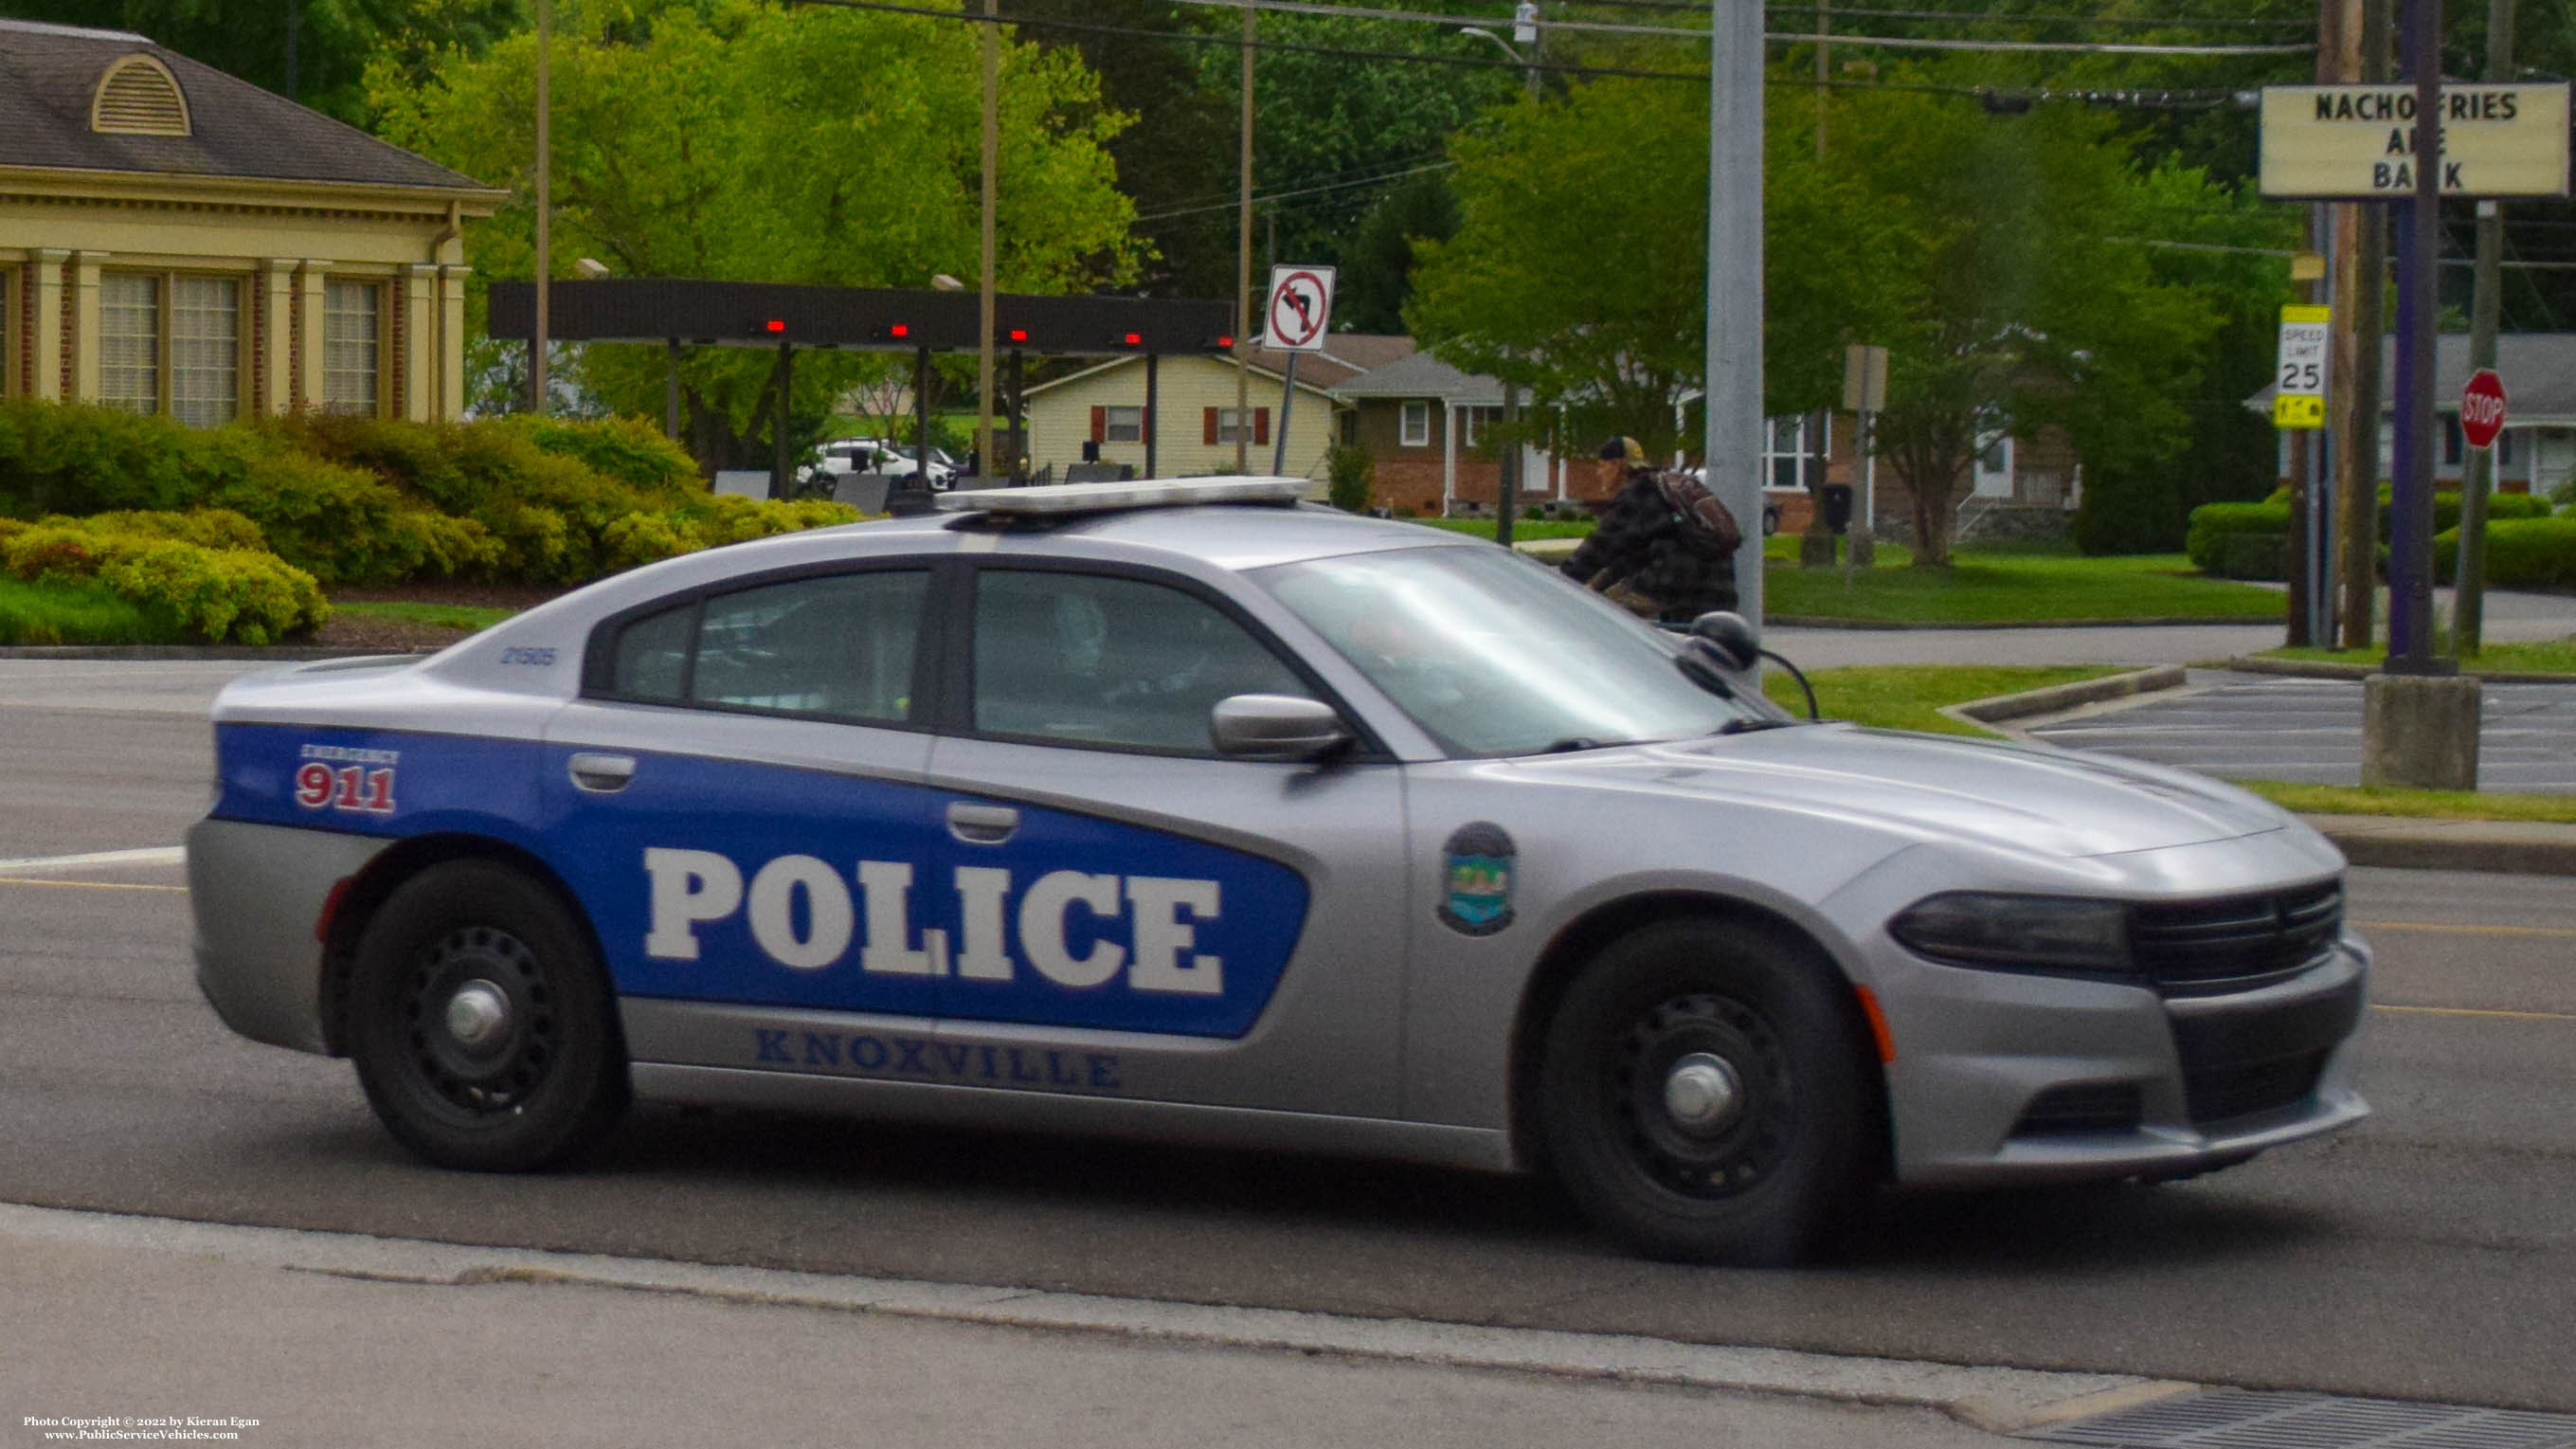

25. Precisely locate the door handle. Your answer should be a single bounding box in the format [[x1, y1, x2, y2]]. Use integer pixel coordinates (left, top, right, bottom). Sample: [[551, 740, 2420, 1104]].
[[567, 752, 637, 794], [946, 803, 1019, 845]]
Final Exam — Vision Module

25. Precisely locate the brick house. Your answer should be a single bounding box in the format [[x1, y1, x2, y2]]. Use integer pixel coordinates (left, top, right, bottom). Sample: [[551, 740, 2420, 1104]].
[[0, 18, 502, 422], [1329, 351, 1575, 516]]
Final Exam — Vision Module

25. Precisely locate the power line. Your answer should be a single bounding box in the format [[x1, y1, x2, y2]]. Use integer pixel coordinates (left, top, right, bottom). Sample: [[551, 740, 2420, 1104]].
[[1139, 158, 1456, 220], [1761, 3, 2313, 28], [1154, 0, 2315, 53]]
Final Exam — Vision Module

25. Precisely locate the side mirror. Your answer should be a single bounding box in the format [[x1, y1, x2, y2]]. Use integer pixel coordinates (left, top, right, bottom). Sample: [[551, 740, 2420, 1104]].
[[1211, 694, 1353, 762], [1688, 610, 1760, 672]]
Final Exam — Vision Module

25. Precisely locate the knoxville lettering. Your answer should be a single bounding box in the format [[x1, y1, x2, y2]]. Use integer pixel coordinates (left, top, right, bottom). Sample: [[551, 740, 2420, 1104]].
[[752, 1027, 1121, 1090], [643, 847, 1226, 995]]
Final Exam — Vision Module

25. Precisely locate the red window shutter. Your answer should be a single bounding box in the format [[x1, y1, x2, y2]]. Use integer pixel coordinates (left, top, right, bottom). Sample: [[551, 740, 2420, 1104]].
[[1203, 408, 1219, 445], [1253, 408, 1270, 445], [1141, 407, 1153, 444], [1090, 407, 1106, 444]]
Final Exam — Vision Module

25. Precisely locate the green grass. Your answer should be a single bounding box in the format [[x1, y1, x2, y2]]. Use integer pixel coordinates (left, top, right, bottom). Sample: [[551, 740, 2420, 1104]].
[[1765, 664, 2124, 736], [2232, 780, 2576, 824], [2260, 638, 2576, 675], [1412, 516, 1600, 541], [330, 601, 517, 633], [0, 575, 169, 645], [1765, 548, 2283, 625]]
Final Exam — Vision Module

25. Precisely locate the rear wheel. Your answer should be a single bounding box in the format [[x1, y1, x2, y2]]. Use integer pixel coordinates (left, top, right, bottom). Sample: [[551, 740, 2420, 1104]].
[[346, 860, 628, 1172], [1539, 918, 1876, 1265]]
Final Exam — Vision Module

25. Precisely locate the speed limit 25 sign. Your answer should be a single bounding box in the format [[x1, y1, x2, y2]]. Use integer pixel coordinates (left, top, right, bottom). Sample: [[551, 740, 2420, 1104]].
[[2274, 303, 2330, 430]]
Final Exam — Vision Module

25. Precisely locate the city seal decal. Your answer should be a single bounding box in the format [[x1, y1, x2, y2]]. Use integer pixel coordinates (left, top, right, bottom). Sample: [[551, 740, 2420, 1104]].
[[1437, 822, 1517, 936]]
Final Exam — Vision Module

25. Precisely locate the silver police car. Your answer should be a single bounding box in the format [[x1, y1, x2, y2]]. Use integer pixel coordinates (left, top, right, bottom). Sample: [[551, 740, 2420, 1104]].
[[188, 478, 2368, 1264]]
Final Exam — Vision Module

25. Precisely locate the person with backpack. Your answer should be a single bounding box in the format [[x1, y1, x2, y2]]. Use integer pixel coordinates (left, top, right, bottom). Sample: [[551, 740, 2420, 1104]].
[[1559, 436, 1741, 623]]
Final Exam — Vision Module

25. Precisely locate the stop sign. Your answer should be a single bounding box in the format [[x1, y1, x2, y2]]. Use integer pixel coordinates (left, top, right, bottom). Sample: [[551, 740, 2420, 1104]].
[[2461, 368, 2510, 451]]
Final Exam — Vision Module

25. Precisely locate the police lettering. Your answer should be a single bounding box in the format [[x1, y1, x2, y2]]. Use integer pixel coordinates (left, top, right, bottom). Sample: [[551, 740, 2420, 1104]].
[[641, 847, 1224, 995]]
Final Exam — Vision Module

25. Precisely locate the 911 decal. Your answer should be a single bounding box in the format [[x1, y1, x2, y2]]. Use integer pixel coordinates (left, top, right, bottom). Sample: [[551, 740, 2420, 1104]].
[[294, 744, 399, 815]]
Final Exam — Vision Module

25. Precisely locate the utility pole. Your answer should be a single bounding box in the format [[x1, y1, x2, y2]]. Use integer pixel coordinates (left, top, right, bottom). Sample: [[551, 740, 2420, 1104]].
[[1798, 0, 1838, 571], [2454, 0, 2516, 657], [1235, 1, 1254, 476], [1496, 1, 1538, 552], [2386, 0, 2442, 669], [531, 0, 551, 417], [977, 0, 999, 484], [1707, 0, 1765, 627], [2332, 0, 2385, 648]]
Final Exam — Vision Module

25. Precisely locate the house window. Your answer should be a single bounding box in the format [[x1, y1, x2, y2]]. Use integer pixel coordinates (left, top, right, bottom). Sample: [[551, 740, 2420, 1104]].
[[1761, 415, 1810, 491], [1463, 407, 1504, 449], [1105, 406, 1144, 444], [170, 277, 240, 426], [323, 280, 381, 415], [1399, 400, 1430, 447], [1217, 408, 1248, 444], [99, 273, 163, 414]]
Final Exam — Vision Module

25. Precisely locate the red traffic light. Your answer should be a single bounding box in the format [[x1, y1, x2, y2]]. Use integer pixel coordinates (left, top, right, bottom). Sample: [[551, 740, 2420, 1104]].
[[890, 323, 910, 339], [1121, 332, 1143, 347], [1007, 329, 1028, 343], [1216, 335, 1234, 350], [764, 319, 785, 334]]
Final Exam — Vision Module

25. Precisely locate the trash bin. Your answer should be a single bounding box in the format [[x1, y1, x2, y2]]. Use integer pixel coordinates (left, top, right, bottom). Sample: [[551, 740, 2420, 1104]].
[[1821, 483, 1854, 535]]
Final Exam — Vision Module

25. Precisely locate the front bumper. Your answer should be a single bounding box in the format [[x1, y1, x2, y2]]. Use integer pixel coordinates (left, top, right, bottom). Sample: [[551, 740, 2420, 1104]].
[[1879, 935, 2371, 1187], [187, 817, 392, 1057]]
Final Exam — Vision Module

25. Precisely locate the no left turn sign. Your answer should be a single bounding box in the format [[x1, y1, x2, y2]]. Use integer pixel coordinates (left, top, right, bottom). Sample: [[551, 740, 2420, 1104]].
[[1266, 265, 1336, 353]]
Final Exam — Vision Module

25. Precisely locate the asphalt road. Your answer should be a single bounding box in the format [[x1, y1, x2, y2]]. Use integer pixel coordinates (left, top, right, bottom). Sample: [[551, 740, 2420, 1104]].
[[3, 662, 2572, 1415], [2029, 672, 2576, 791]]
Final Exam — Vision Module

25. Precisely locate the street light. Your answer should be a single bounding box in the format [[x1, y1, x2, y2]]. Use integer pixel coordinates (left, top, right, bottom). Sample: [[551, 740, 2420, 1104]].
[[1455, 26, 1524, 66], [1455, 23, 1540, 551]]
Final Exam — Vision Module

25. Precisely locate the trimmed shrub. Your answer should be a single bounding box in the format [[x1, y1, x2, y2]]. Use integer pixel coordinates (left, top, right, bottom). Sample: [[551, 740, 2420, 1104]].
[[601, 497, 861, 573], [2184, 501, 2289, 574], [0, 399, 205, 516], [60, 508, 266, 552], [2434, 516, 2576, 589], [501, 414, 702, 494], [0, 523, 327, 644], [1325, 444, 1374, 514]]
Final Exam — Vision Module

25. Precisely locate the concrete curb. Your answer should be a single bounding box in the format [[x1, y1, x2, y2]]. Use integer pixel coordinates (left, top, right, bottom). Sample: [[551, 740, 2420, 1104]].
[[0, 1201, 2180, 1434], [1944, 664, 2189, 727], [2217, 655, 2576, 685], [0, 643, 434, 661]]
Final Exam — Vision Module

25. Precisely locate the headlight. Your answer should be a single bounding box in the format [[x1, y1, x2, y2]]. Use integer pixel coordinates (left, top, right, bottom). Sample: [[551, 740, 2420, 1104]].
[[1888, 893, 2131, 976]]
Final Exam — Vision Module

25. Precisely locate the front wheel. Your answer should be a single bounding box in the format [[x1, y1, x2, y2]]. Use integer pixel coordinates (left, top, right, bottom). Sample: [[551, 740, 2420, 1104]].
[[1539, 918, 1876, 1265], [346, 860, 629, 1172]]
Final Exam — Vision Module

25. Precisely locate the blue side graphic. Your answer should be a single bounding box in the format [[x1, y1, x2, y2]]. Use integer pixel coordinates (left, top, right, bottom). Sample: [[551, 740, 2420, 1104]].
[[209, 723, 1310, 1040]]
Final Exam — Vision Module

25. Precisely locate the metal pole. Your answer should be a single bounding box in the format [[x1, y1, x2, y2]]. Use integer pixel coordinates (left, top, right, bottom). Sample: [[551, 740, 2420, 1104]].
[[1706, 0, 1765, 627], [1272, 352, 1298, 476], [977, 0, 999, 483], [1144, 352, 1160, 479], [913, 344, 932, 489], [1010, 347, 1025, 480], [771, 342, 792, 501], [2314, 205, 2338, 648], [1495, 42, 1540, 553], [531, 0, 549, 416], [1234, 1, 1254, 475], [2454, 0, 2515, 658], [2387, 0, 2442, 667], [664, 339, 681, 442]]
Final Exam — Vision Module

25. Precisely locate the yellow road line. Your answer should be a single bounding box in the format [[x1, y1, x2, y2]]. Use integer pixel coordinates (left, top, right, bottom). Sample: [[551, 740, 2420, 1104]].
[[0, 878, 188, 894], [2356, 919, 2576, 939], [2373, 1004, 2576, 1023]]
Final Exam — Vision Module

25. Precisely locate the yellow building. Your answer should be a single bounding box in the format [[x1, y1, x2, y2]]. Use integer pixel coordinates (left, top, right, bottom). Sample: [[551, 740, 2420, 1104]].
[[0, 18, 502, 422], [1022, 337, 1414, 483]]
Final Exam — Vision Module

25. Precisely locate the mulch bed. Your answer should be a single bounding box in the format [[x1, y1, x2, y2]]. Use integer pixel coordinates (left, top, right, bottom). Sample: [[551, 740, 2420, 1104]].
[[317, 583, 569, 652]]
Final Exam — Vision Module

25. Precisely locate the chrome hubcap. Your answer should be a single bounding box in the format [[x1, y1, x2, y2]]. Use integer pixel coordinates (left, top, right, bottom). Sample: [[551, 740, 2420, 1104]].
[[1662, 1052, 1744, 1132], [443, 980, 513, 1055]]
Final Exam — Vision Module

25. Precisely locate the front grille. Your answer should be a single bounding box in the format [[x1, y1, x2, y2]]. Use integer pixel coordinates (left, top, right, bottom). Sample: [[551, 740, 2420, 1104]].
[[2183, 1048, 2329, 1125], [2012, 1081, 2145, 1137], [2130, 881, 2341, 996]]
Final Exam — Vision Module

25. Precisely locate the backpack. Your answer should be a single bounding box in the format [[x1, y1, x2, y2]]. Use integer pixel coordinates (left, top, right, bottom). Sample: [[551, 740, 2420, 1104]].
[[1650, 470, 1744, 556]]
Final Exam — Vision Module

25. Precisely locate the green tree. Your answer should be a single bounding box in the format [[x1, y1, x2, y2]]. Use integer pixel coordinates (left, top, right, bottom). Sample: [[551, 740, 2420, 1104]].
[[0, 0, 522, 121], [1337, 170, 1457, 335], [369, 0, 1141, 472], [1836, 92, 2227, 565], [1406, 78, 1899, 458]]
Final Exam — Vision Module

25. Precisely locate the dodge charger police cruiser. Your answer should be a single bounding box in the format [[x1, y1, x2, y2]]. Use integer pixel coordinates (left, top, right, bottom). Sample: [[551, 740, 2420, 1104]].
[[188, 478, 2368, 1264]]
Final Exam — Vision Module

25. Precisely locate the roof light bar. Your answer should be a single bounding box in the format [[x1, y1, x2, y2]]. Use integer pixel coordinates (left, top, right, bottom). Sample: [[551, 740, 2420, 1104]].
[[932, 477, 1309, 516]]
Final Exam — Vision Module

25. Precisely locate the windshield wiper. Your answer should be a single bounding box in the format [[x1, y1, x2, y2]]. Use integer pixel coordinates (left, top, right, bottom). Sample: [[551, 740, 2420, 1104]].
[[1717, 717, 1806, 735], [1536, 735, 1612, 753]]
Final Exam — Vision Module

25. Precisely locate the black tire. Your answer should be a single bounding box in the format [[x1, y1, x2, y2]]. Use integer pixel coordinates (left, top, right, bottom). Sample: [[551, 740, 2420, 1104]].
[[1538, 918, 1876, 1265], [346, 860, 628, 1172]]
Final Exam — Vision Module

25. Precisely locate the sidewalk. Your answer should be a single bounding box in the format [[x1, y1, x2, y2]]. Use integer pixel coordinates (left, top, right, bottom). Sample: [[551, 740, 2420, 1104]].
[[0, 1204, 2071, 1449]]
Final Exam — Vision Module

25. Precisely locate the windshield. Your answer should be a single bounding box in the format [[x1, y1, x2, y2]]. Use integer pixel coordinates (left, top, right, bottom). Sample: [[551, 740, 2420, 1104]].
[[1255, 545, 1781, 756]]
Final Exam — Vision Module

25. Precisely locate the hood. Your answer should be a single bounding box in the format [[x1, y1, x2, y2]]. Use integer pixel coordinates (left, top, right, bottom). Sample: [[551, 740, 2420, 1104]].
[[1508, 725, 2289, 860]]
